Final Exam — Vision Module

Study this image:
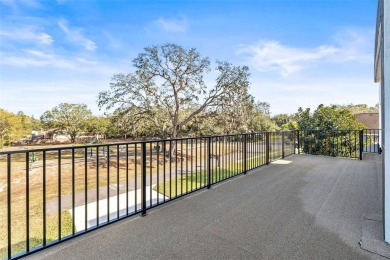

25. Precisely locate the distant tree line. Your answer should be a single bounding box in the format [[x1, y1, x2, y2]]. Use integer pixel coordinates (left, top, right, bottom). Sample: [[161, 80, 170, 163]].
[[0, 101, 376, 149]]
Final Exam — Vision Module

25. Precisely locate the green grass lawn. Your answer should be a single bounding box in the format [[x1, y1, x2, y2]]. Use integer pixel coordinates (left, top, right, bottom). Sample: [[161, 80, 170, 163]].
[[0, 210, 72, 259], [154, 150, 289, 198], [154, 165, 244, 198]]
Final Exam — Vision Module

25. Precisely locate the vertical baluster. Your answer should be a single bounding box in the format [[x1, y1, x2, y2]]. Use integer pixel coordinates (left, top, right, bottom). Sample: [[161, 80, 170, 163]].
[[195, 139, 198, 190], [107, 146, 110, 223], [169, 140, 172, 199], [26, 152, 30, 251], [150, 142, 152, 207], [135, 144, 138, 212], [157, 142, 160, 203], [117, 145, 120, 219], [163, 141, 166, 202], [7, 154, 12, 259], [72, 148, 75, 235], [141, 142, 147, 216], [84, 148, 88, 231], [96, 147, 99, 226], [43, 151, 47, 245], [126, 144, 129, 215]]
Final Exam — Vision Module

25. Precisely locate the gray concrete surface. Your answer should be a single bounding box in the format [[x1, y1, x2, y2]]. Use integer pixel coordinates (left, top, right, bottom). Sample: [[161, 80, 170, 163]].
[[27, 154, 389, 260], [361, 214, 390, 258]]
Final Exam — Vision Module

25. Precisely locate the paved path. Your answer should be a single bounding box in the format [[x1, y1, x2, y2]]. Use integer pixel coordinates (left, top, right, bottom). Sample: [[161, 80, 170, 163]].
[[69, 186, 167, 231], [28, 155, 389, 259], [45, 145, 284, 215]]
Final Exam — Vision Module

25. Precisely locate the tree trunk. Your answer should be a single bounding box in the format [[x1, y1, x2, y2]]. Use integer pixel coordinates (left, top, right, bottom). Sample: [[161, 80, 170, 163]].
[[70, 134, 76, 143], [170, 126, 179, 159]]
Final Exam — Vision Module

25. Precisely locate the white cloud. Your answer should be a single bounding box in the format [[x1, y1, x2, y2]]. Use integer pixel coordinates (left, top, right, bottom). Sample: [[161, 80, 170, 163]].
[[103, 31, 122, 49], [58, 18, 97, 51], [249, 76, 379, 116], [0, 49, 124, 75], [330, 27, 373, 63], [155, 16, 188, 33], [0, 26, 53, 45], [238, 41, 340, 76], [238, 28, 373, 77]]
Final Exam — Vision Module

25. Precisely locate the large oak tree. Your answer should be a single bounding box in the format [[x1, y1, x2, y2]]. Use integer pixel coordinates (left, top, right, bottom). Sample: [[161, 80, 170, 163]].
[[98, 43, 250, 139]]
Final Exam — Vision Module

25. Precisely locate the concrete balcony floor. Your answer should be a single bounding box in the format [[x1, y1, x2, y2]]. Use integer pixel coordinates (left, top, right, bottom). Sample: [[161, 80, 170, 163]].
[[27, 154, 389, 260]]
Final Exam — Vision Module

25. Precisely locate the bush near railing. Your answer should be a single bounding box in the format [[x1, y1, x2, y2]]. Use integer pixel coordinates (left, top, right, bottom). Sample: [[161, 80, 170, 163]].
[[297, 129, 381, 159], [299, 130, 360, 158]]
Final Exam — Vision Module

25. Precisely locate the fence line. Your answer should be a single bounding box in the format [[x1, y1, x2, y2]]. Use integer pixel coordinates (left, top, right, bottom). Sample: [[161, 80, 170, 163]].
[[0, 131, 295, 259], [0, 128, 382, 259]]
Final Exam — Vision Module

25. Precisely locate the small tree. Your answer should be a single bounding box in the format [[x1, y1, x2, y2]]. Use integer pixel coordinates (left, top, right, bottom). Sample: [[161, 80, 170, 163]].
[[271, 114, 293, 128], [98, 43, 250, 139], [295, 104, 365, 156], [87, 115, 110, 142], [0, 109, 39, 148], [41, 103, 93, 143]]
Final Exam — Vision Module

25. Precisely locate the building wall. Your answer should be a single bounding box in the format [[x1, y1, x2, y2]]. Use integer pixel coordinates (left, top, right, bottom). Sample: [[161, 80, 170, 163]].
[[377, 0, 390, 243], [384, 0, 390, 242]]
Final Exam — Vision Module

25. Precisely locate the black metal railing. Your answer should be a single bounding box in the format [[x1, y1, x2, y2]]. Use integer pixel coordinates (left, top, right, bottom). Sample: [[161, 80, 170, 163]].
[[0, 131, 295, 259], [362, 129, 381, 153], [296, 129, 381, 159]]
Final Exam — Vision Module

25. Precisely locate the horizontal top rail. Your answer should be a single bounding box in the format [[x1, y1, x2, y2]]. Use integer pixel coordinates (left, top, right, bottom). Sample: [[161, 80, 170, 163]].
[[0, 131, 295, 155], [301, 128, 381, 131]]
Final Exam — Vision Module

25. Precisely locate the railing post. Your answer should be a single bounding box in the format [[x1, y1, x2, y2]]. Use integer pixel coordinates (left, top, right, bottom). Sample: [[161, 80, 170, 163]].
[[266, 132, 270, 165], [359, 130, 363, 160], [141, 142, 147, 216], [297, 130, 300, 154], [377, 129, 381, 154], [243, 134, 247, 174], [7, 154, 11, 260], [207, 137, 211, 189], [292, 131, 295, 154], [282, 131, 285, 159]]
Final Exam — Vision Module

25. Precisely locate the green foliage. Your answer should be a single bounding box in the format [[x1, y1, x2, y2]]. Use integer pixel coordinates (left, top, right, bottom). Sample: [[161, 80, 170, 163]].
[[212, 87, 276, 134], [281, 121, 298, 131], [87, 115, 109, 140], [0, 109, 39, 148], [296, 104, 365, 131], [40, 103, 93, 143], [296, 105, 365, 156], [248, 102, 277, 131], [300, 130, 362, 157], [98, 43, 251, 139], [271, 113, 294, 128]]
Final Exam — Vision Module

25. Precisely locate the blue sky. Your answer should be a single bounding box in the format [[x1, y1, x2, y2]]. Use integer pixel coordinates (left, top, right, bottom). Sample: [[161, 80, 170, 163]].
[[0, 0, 379, 117]]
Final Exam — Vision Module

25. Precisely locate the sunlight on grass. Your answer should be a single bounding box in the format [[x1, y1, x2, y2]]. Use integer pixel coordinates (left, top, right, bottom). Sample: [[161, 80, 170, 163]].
[[0, 211, 72, 259], [154, 167, 241, 197]]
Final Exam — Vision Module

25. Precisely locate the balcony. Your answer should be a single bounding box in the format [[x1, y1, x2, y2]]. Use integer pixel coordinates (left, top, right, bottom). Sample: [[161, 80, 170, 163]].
[[26, 154, 388, 259], [1, 131, 389, 259]]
